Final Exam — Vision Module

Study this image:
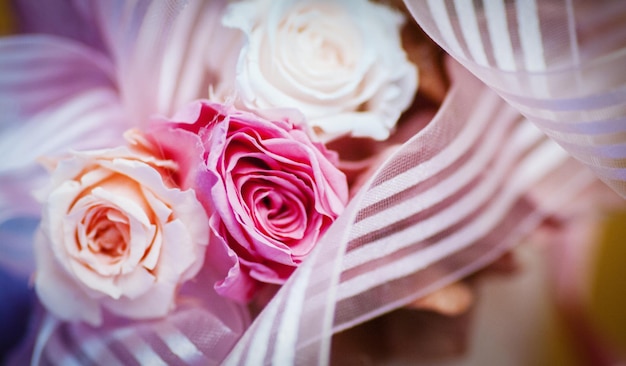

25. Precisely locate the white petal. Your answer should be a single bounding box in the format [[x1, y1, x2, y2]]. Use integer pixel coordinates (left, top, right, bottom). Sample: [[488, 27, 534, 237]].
[[34, 230, 102, 326], [102, 281, 177, 320], [116, 265, 156, 300]]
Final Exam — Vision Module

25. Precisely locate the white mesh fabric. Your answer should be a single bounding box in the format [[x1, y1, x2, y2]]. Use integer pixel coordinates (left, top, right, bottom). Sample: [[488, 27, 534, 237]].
[[404, 0, 626, 196]]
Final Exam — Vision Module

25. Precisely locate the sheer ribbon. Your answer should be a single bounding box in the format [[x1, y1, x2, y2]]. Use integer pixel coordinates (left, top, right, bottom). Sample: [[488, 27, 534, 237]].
[[28, 265, 249, 366], [5, 0, 624, 365], [404, 0, 626, 197]]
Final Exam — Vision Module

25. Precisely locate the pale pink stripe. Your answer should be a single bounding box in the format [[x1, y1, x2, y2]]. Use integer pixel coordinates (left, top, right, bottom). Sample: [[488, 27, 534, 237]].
[[454, 0, 488, 66], [351, 104, 517, 241], [516, 0, 545, 71], [153, 322, 210, 365], [114, 329, 167, 366], [338, 139, 569, 299], [427, 0, 466, 58], [359, 86, 504, 209], [484, 0, 516, 71], [78, 336, 124, 366], [344, 120, 543, 271]]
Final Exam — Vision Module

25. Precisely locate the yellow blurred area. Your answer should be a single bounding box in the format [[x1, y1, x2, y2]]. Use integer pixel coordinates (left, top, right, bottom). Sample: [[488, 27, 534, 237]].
[[0, 0, 14, 35], [589, 211, 626, 357], [540, 210, 626, 365], [538, 306, 585, 366], [435, 209, 626, 366]]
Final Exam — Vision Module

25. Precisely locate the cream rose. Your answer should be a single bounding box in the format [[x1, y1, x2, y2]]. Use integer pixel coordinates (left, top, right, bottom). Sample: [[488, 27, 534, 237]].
[[34, 133, 209, 326], [223, 0, 418, 142]]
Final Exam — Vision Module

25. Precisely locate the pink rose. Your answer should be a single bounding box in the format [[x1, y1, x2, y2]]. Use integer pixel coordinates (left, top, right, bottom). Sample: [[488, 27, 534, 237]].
[[148, 101, 348, 301], [34, 131, 209, 325]]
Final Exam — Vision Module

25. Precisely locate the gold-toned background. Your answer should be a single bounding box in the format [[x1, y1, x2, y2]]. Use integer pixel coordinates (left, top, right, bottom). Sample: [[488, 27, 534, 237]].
[[0, 0, 14, 35]]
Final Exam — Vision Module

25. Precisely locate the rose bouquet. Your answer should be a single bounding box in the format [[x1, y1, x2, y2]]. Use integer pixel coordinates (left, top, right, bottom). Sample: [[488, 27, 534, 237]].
[[1, 0, 626, 364]]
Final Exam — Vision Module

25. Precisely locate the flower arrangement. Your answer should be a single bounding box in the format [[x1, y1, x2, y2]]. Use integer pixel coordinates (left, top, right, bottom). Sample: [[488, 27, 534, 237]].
[[23, 0, 418, 319], [2, 0, 626, 364]]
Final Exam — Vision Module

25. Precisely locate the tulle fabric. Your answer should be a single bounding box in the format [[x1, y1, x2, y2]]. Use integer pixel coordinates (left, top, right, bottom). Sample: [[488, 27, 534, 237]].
[[403, 0, 626, 197], [23, 265, 250, 366]]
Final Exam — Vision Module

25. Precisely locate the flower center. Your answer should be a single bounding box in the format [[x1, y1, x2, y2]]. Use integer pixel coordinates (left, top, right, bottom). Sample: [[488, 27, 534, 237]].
[[279, 4, 360, 79], [303, 30, 344, 69], [84, 207, 130, 261]]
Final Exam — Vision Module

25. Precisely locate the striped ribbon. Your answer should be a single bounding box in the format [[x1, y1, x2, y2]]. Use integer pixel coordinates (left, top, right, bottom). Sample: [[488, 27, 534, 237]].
[[405, 0, 626, 197], [34, 264, 250, 366], [37, 310, 236, 366]]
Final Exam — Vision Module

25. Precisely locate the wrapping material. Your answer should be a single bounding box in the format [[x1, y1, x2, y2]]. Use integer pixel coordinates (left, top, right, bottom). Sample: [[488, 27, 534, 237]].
[[404, 0, 626, 197]]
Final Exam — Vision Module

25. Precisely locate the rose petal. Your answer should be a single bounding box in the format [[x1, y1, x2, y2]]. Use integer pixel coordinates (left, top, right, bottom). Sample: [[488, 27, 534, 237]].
[[148, 100, 347, 299], [34, 230, 102, 326], [223, 0, 417, 141], [102, 281, 176, 320], [116, 265, 156, 300]]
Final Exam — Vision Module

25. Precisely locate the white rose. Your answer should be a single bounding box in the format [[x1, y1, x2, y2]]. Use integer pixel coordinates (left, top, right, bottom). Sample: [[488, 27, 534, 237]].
[[223, 0, 418, 142], [34, 134, 209, 326]]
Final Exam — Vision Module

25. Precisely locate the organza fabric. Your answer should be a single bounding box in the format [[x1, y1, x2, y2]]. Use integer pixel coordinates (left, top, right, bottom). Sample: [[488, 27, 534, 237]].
[[1, 0, 623, 365], [25, 264, 250, 366], [403, 0, 626, 197]]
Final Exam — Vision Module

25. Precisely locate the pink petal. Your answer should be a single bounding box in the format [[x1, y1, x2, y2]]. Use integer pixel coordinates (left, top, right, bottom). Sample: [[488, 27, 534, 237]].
[[208, 224, 259, 303]]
